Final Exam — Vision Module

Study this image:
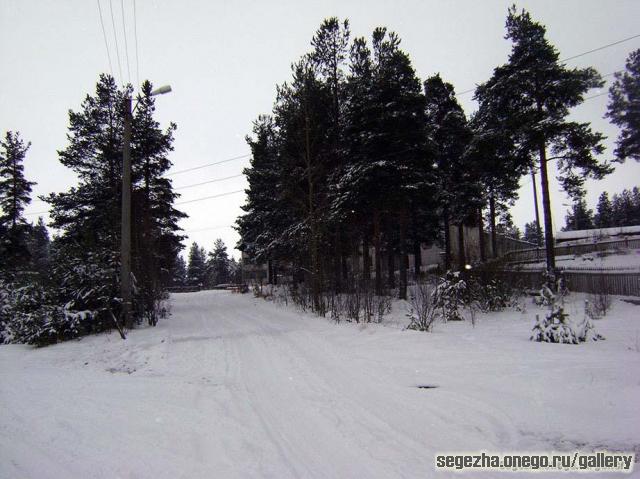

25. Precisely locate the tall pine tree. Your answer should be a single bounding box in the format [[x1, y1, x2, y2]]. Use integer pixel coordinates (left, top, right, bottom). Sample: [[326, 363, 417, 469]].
[[44, 75, 184, 324], [606, 49, 640, 162], [207, 238, 230, 286], [0, 131, 35, 272], [476, 7, 610, 274]]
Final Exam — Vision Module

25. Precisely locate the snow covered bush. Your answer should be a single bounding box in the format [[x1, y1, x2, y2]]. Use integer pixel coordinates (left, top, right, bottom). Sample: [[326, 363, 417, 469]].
[[53, 248, 121, 334], [0, 279, 83, 346], [0, 246, 131, 346], [406, 281, 438, 331], [530, 284, 604, 344], [467, 277, 517, 313], [432, 271, 466, 322], [530, 306, 605, 344]]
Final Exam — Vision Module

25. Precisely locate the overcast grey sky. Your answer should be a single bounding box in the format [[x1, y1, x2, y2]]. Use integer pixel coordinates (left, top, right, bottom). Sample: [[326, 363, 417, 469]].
[[1, 0, 639, 257]]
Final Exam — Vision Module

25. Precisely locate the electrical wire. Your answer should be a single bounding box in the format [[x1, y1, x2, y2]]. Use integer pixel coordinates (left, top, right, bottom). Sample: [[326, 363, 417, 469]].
[[133, 0, 140, 88], [120, 0, 131, 84], [96, 0, 114, 79], [457, 34, 639, 97], [184, 224, 233, 233], [176, 189, 245, 205], [561, 33, 640, 62], [165, 154, 250, 177], [108, 0, 123, 84], [24, 210, 49, 217], [175, 174, 245, 190]]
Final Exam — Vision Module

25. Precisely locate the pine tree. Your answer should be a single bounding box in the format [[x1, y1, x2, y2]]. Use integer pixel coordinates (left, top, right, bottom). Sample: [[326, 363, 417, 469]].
[[228, 257, 242, 284], [594, 192, 613, 228], [0, 131, 35, 272], [187, 243, 207, 287], [424, 74, 476, 271], [471, 88, 529, 259], [523, 221, 543, 245], [371, 29, 430, 298], [632, 187, 640, 225], [27, 216, 50, 278], [237, 116, 289, 264], [310, 17, 350, 292], [131, 80, 186, 317], [563, 198, 594, 231], [476, 7, 610, 274], [273, 57, 333, 305], [207, 238, 230, 286], [611, 189, 636, 227], [606, 49, 640, 162], [496, 211, 521, 239], [44, 75, 184, 324], [171, 255, 187, 287]]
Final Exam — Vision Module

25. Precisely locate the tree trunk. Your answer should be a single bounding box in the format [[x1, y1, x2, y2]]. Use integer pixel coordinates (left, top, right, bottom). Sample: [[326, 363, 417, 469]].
[[387, 240, 395, 289], [399, 212, 408, 300], [363, 235, 371, 281], [334, 230, 342, 293], [272, 260, 278, 286], [303, 92, 321, 311], [538, 142, 556, 274], [489, 190, 497, 258], [443, 206, 451, 271], [374, 211, 382, 295], [413, 237, 422, 280], [457, 223, 466, 271], [477, 206, 486, 262]]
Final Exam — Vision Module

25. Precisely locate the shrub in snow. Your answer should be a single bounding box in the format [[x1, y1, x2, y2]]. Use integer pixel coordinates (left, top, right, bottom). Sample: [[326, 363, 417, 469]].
[[530, 306, 605, 344], [0, 280, 85, 346], [530, 285, 604, 344], [406, 281, 438, 331], [432, 271, 466, 322], [467, 277, 517, 313], [530, 306, 578, 344]]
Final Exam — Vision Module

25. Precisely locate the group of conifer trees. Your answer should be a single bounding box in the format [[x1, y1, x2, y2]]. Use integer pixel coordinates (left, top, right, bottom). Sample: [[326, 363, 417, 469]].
[[238, 7, 635, 302], [1, 76, 185, 345], [170, 239, 241, 289], [563, 187, 640, 231]]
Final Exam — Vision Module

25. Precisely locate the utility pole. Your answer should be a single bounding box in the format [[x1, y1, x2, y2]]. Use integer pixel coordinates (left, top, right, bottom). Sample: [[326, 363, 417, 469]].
[[531, 169, 542, 246], [121, 95, 133, 329]]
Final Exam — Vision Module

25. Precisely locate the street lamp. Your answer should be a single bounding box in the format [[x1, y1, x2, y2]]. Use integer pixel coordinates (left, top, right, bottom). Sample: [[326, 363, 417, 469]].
[[121, 84, 172, 330]]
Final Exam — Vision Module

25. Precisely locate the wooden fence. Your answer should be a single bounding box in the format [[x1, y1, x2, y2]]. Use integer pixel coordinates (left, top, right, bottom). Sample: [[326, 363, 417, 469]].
[[502, 237, 640, 264], [480, 268, 640, 297]]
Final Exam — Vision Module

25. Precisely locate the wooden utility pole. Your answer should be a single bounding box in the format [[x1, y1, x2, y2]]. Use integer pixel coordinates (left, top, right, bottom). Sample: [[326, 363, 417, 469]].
[[531, 169, 542, 246], [538, 143, 556, 273], [121, 96, 133, 329]]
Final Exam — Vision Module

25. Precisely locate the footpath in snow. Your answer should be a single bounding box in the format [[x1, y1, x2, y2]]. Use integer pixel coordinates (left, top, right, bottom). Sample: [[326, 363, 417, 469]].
[[1, 290, 639, 478]]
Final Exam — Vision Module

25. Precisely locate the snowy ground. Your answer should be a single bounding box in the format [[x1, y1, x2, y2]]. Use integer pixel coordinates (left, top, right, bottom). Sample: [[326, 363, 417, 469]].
[[1, 290, 639, 478]]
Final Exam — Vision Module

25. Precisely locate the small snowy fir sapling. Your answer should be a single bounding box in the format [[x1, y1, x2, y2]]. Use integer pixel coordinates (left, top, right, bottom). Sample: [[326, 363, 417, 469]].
[[530, 283, 604, 344], [432, 271, 466, 322]]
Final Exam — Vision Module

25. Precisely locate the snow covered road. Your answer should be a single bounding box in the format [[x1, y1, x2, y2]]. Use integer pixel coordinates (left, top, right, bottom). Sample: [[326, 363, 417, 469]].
[[1, 290, 639, 478]]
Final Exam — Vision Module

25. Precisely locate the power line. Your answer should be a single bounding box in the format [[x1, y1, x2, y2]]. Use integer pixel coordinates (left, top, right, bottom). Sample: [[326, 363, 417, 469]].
[[184, 224, 234, 233], [24, 210, 49, 217], [584, 91, 608, 101], [457, 34, 639, 97], [176, 189, 245, 206], [561, 33, 640, 62], [96, 0, 114, 78], [175, 174, 245, 190], [133, 0, 140, 88], [120, 0, 131, 84], [166, 153, 250, 177], [108, 0, 123, 83]]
